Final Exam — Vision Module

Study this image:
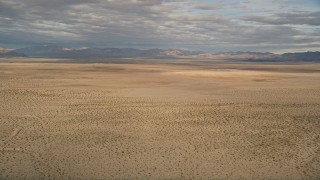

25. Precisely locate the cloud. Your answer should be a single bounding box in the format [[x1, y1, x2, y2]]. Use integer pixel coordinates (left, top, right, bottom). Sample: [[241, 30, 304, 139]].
[[244, 11, 320, 26], [194, 3, 218, 10], [0, 0, 319, 52]]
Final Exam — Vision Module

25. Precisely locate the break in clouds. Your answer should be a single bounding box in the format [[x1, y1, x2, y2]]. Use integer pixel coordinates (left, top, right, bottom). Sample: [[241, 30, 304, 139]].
[[0, 0, 320, 52]]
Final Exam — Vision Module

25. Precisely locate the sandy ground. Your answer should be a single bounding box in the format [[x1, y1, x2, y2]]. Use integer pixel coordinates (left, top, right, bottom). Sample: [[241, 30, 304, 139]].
[[0, 58, 320, 179]]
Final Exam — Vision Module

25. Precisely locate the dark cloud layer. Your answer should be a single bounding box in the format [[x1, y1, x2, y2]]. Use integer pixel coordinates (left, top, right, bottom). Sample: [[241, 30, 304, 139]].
[[0, 0, 319, 52]]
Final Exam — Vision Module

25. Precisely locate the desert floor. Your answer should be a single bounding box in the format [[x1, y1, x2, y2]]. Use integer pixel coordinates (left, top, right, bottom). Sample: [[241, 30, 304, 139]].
[[0, 58, 320, 179]]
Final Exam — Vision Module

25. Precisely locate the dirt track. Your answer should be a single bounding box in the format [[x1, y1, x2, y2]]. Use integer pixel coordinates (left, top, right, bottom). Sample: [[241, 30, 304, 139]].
[[0, 58, 320, 179]]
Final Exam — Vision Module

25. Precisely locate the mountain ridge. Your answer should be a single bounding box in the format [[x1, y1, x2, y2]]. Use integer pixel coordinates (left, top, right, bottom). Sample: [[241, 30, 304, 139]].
[[1, 45, 319, 62]]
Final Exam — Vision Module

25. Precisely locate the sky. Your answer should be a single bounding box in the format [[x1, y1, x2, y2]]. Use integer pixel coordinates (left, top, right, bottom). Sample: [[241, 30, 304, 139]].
[[0, 0, 320, 52]]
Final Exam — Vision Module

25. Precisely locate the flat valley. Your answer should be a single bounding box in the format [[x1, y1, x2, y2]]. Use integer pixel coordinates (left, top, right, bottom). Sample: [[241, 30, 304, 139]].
[[0, 58, 320, 179]]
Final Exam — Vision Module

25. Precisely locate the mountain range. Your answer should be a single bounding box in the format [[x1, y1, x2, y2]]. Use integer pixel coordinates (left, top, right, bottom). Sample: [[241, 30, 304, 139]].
[[0, 45, 319, 62]]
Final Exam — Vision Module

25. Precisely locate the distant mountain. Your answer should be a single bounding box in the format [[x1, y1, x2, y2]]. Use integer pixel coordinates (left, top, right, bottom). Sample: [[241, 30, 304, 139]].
[[245, 51, 320, 62], [12, 45, 272, 59], [6, 45, 320, 62], [0, 48, 27, 57], [0, 48, 10, 54], [279, 52, 320, 62], [13, 45, 198, 59], [194, 52, 276, 59]]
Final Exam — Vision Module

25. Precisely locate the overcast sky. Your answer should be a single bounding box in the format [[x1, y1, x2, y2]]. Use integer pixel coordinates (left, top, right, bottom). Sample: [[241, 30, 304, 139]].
[[0, 0, 320, 52]]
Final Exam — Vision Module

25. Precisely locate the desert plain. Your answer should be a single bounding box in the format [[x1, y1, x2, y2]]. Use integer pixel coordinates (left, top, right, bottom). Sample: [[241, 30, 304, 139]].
[[0, 58, 319, 179]]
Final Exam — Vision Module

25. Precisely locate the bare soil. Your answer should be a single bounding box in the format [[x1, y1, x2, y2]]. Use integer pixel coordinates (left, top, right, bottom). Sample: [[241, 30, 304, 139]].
[[0, 58, 319, 179]]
